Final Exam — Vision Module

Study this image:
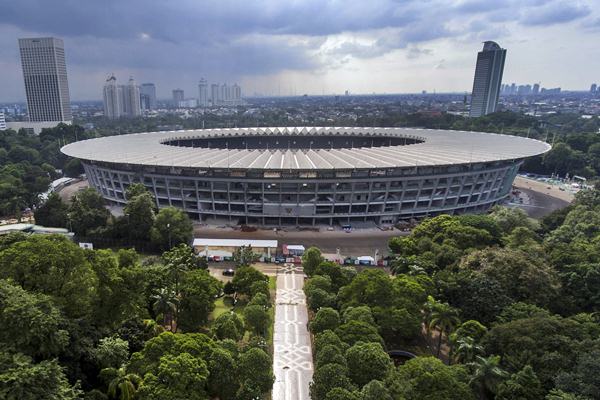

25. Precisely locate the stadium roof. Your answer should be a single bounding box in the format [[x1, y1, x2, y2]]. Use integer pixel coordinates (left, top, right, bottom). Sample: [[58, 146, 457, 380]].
[[61, 127, 551, 170]]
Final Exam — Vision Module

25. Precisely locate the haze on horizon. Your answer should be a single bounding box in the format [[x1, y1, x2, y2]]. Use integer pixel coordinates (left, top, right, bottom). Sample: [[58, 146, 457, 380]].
[[1, 0, 599, 102]]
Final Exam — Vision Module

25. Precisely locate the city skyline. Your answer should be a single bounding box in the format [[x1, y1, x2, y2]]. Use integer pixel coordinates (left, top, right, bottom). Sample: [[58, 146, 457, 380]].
[[1, 1, 600, 101]]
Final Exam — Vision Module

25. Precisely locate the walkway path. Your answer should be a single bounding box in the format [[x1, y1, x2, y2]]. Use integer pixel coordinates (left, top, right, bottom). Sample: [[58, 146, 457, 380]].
[[272, 264, 313, 400]]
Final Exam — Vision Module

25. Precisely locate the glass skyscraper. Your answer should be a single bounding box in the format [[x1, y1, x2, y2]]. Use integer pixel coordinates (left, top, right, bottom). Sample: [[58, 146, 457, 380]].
[[469, 41, 506, 118], [19, 37, 72, 122]]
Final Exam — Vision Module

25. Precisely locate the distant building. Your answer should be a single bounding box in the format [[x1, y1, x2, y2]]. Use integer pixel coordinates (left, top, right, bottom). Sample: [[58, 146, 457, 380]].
[[140, 83, 157, 110], [103, 74, 122, 119], [18, 37, 72, 122], [469, 41, 506, 117], [232, 83, 242, 104], [103, 75, 142, 119], [122, 77, 141, 117], [198, 78, 209, 107], [0, 112, 6, 130], [591, 83, 598, 94], [532, 83, 540, 95], [172, 89, 184, 104], [210, 84, 220, 106]]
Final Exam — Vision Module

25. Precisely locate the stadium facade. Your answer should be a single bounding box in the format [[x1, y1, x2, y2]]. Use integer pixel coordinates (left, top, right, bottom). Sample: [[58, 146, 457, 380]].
[[61, 127, 550, 226]]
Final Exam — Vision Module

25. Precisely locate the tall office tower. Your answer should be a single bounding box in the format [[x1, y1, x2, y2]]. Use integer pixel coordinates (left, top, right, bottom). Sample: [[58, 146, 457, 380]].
[[140, 83, 157, 110], [0, 112, 6, 130], [18, 37, 72, 122], [172, 89, 184, 104], [509, 83, 516, 95], [233, 83, 242, 103], [469, 41, 506, 117], [198, 78, 209, 107], [532, 83, 540, 95], [220, 83, 229, 104], [591, 84, 597, 94], [103, 74, 122, 119], [122, 77, 141, 117], [210, 84, 220, 106]]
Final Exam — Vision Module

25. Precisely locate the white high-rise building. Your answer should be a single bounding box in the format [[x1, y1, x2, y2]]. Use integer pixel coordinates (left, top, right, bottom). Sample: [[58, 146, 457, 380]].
[[469, 41, 506, 118], [0, 112, 6, 130], [198, 78, 209, 107], [19, 37, 72, 122], [103, 74, 122, 119], [122, 77, 141, 117]]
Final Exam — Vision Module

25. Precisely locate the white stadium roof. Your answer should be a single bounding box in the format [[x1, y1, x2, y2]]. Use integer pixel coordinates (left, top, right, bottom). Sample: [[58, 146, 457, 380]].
[[61, 127, 551, 170]]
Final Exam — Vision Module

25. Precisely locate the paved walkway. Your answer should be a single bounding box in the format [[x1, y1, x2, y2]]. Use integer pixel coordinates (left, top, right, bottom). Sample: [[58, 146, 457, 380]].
[[272, 264, 313, 400]]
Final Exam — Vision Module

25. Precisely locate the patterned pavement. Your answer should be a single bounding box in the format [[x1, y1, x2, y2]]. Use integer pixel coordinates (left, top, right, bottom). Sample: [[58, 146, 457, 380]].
[[272, 264, 313, 400]]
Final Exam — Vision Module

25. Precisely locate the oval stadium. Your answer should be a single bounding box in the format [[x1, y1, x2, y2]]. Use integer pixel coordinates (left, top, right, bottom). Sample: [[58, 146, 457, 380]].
[[61, 127, 551, 226]]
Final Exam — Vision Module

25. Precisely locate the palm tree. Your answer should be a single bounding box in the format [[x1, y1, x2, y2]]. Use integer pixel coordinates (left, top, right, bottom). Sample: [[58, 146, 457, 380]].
[[101, 367, 141, 400], [428, 302, 460, 358], [468, 355, 508, 399], [422, 295, 438, 338], [152, 288, 178, 331], [453, 336, 484, 364]]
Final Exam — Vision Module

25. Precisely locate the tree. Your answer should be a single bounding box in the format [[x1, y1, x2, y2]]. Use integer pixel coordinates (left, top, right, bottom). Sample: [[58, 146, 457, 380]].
[[63, 158, 83, 177], [468, 355, 508, 398], [34, 193, 68, 228], [302, 246, 324, 276], [462, 248, 560, 306], [100, 366, 141, 400], [306, 287, 336, 311], [336, 320, 384, 347], [207, 347, 238, 399], [233, 245, 257, 267], [178, 270, 222, 332], [93, 337, 129, 370], [0, 351, 82, 400], [496, 365, 544, 400], [345, 342, 392, 388], [337, 269, 394, 309], [325, 388, 361, 400], [212, 312, 245, 341], [123, 190, 155, 241], [150, 207, 193, 250], [136, 353, 209, 400], [386, 356, 474, 400], [230, 266, 269, 297], [89, 250, 146, 330], [310, 363, 356, 400], [360, 380, 392, 400], [489, 206, 539, 234], [310, 307, 341, 334], [151, 288, 178, 330], [342, 306, 375, 325], [68, 188, 110, 236], [429, 301, 460, 358], [0, 279, 69, 358], [554, 349, 600, 400], [372, 306, 421, 344], [243, 304, 270, 336], [0, 235, 98, 319], [483, 315, 588, 389], [162, 244, 201, 295], [237, 348, 274, 395], [453, 336, 483, 364], [315, 345, 347, 369]]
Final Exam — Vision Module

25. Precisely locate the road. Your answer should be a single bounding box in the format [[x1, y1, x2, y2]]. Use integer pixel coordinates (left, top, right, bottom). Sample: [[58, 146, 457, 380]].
[[272, 265, 313, 400], [512, 177, 572, 219], [194, 225, 401, 257]]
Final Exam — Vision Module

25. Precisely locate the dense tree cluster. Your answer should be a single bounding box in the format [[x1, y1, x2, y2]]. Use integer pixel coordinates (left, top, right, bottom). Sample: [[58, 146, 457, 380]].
[[306, 189, 600, 399], [35, 183, 194, 252], [0, 232, 274, 399]]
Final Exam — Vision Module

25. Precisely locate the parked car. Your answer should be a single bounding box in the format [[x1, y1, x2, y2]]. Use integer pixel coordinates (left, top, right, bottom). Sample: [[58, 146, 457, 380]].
[[222, 268, 235, 277]]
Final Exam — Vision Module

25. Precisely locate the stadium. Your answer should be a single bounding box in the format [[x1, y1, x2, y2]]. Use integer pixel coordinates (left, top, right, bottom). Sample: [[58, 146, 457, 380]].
[[61, 127, 550, 227]]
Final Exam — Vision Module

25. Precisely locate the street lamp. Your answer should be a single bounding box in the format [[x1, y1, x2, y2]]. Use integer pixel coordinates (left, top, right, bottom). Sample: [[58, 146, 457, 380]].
[[167, 223, 172, 249]]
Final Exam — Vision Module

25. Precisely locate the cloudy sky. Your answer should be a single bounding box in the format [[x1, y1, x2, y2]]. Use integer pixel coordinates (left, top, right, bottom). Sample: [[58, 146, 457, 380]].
[[1, 0, 599, 101]]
